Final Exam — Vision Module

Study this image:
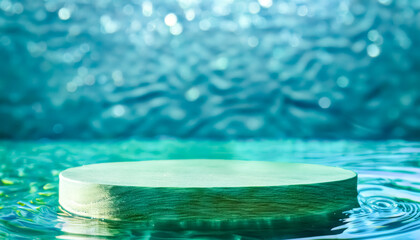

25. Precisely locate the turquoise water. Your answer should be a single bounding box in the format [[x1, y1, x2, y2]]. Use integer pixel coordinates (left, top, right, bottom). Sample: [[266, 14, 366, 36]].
[[1, 140, 419, 239], [2, 0, 420, 238]]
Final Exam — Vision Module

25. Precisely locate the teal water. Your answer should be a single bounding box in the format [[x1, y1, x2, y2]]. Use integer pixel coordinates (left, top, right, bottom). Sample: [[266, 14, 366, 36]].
[[1, 0, 420, 140], [2, 0, 419, 238], [0, 140, 419, 239]]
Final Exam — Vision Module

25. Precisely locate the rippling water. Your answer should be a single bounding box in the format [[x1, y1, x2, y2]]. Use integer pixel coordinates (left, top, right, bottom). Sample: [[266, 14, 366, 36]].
[[1, 0, 420, 140], [0, 140, 419, 239]]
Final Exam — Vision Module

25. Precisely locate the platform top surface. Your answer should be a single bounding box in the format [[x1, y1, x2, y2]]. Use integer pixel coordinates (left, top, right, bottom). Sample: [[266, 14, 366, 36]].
[[60, 160, 356, 188]]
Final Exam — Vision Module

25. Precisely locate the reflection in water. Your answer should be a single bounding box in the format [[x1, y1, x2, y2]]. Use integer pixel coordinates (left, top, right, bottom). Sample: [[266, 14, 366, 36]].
[[0, 140, 420, 239], [58, 209, 348, 239], [56, 195, 420, 239]]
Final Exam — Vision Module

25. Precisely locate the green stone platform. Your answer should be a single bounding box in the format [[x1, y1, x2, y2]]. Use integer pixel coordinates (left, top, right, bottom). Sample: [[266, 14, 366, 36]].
[[59, 160, 358, 226]]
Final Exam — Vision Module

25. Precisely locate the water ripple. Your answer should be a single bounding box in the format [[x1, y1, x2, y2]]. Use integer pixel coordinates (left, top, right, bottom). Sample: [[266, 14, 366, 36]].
[[1, 0, 419, 139], [333, 196, 420, 239], [1, 140, 420, 239]]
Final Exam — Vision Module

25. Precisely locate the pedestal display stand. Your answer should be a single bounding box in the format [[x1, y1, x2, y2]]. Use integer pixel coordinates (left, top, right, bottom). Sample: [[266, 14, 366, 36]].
[[59, 160, 358, 229]]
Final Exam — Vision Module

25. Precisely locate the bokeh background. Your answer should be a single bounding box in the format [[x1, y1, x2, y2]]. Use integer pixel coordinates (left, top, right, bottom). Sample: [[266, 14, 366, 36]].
[[1, 0, 419, 140]]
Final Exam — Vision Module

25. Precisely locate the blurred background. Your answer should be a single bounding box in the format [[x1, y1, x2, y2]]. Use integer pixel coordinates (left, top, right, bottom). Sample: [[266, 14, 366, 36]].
[[0, 0, 419, 140]]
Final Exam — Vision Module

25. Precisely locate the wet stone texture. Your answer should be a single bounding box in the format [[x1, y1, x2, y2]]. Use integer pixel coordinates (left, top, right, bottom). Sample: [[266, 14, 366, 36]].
[[0, 0, 419, 140]]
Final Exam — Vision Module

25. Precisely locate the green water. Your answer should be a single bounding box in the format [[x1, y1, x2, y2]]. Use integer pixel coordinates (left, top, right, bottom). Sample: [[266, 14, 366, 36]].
[[0, 140, 419, 239]]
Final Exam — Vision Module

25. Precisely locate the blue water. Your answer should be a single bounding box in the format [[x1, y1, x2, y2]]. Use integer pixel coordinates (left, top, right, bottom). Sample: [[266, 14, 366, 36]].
[[1, 140, 419, 239], [1, 0, 420, 239], [0, 0, 419, 140]]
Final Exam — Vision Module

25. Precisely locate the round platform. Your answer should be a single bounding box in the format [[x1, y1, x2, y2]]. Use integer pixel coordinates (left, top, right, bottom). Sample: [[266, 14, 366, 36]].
[[59, 160, 358, 224]]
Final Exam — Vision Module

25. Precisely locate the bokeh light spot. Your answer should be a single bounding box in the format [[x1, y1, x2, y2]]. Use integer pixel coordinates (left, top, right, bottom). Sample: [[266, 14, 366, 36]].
[[112, 105, 126, 118], [142, 1, 153, 16], [58, 8, 71, 20], [164, 13, 178, 27], [318, 97, 332, 109], [185, 88, 200, 102], [258, 0, 272, 9], [337, 76, 350, 88], [367, 44, 381, 57]]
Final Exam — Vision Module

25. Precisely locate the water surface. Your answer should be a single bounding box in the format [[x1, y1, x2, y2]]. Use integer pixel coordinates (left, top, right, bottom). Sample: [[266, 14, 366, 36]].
[[1, 0, 419, 140], [0, 140, 419, 239]]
